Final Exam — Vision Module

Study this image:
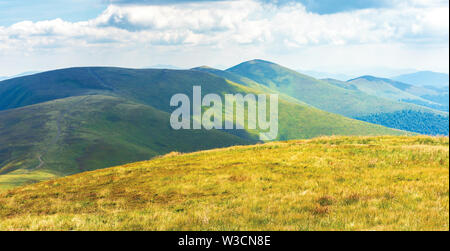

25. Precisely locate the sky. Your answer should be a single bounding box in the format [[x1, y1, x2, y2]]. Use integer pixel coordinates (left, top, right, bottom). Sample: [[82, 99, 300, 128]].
[[0, 0, 448, 77]]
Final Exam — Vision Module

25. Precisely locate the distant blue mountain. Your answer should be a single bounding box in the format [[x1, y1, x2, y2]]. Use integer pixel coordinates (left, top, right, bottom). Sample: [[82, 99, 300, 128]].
[[347, 75, 449, 112], [393, 71, 449, 88], [297, 69, 353, 81], [348, 75, 411, 90], [147, 64, 183, 70]]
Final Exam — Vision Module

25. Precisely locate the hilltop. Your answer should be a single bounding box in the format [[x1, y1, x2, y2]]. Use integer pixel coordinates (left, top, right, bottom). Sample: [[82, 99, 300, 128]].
[[0, 136, 448, 231]]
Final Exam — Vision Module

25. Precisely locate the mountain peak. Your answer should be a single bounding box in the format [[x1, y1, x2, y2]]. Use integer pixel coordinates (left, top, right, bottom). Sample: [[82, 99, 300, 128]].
[[226, 59, 283, 72], [246, 59, 276, 65], [191, 65, 215, 70], [348, 75, 380, 82]]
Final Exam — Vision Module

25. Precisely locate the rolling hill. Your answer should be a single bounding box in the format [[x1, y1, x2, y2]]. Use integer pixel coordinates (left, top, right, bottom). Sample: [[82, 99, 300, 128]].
[[393, 71, 449, 88], [346, 76, 448, 112], [0, 67, 407, 189], [0, 136, 447, 231], [392, 72, 449, 110], [227, 60, 448, 135], [0, 95, 256, 190]]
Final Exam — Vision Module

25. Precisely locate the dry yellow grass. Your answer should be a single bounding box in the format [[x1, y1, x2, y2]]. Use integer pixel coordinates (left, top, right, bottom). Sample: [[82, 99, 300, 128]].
[[0, 136, 448, 231]]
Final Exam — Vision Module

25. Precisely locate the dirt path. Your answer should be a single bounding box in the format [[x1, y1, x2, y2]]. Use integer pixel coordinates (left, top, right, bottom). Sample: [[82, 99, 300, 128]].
[[35, 154, 44, 169], [33, 68, 115, 170], [34, 96, 89, 170]]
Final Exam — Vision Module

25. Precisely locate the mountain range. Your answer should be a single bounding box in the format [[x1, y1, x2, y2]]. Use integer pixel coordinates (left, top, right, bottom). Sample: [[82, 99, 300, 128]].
[[393, 71, 449, 88], [0, 60, 448, 189], [345, 76, 448, 111], [227, 60, 448, 134]]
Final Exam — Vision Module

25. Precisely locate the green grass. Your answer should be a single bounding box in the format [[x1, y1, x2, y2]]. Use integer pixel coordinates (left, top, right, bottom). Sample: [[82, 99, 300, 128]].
[[0, 169, 57, 190], [0, 136, 448, 231], [0, 68, 410, 189], [0, 95, 256, 189]]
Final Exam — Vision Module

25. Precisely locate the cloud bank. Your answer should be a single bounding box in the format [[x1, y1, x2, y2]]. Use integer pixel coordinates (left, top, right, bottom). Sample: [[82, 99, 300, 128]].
[[0, 0, 448, 75]]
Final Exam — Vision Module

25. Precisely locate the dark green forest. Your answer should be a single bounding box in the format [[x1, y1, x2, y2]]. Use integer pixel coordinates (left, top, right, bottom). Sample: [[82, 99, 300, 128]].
[[357, 110, 449, 136]]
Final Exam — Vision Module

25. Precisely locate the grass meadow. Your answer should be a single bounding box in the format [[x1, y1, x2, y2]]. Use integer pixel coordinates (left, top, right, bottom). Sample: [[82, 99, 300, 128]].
[[0, 136, 448, 231]]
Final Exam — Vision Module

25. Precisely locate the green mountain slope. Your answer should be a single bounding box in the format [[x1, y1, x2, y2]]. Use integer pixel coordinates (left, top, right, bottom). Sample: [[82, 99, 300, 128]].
[[192, 66, 314, 107], [0, 67, 407, 140], [0, 67, 251, 113], [346, 76, 447, 111], [392, 71, 449, 108], [0, 67, 411, 189], [326, 76, 449, 112], [191, 66, 266, 90], [227, 60, 448, 135], [0, 95, 256, 189], [0, 67, 405, 139], [191, 67, 412, 138]]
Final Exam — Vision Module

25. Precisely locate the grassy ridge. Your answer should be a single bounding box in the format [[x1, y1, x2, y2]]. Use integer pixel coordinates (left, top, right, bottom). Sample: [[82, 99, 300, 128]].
[[227, 60, 422, 117], [227, 60, 448, 135], [0, 136, 447, 231]]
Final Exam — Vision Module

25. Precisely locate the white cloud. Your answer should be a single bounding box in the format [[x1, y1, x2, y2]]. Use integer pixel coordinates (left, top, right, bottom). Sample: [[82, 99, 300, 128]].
[[0, 0, 448, 75]]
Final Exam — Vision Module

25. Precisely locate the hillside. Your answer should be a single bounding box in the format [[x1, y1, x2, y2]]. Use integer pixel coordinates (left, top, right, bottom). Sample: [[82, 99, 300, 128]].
[[192, 66, 315, 106], [393, 71, 449, 88], [0, 136, 448, 231], [192, 66, 268, 91], [227, 60, 419, 117], [0, 67, 407, 189], [392, 72, 449, 110], [227, 60, 448, 135], [347, 76, 448, 111], [0, 95, 255, 189]]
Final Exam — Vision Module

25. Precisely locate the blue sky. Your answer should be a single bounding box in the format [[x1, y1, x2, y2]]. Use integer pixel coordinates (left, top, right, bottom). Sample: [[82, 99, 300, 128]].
[[0, 0, 105, 26], [0, 0, 448, 77]]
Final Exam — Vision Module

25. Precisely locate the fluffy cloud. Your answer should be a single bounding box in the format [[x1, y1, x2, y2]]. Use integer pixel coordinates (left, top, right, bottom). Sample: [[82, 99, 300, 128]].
[[107, 0, 448, 13], [0, 0, 448, 75], [1, 0, 447, 49]]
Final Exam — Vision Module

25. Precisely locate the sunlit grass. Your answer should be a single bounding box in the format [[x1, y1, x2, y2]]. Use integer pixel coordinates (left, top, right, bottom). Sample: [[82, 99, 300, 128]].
[[0, 136, 448, 231], [0, 169, 57, 191]]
